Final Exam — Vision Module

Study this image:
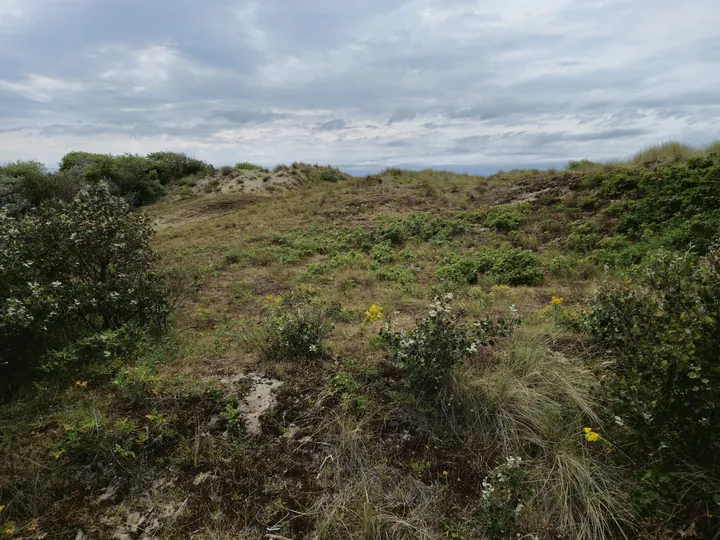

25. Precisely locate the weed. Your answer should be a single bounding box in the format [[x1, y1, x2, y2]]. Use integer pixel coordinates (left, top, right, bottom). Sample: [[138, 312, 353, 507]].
[[261, 303, 333, 362]]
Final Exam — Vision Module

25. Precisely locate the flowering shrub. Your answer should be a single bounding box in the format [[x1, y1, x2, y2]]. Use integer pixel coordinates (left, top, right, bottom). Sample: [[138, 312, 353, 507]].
[[380, 295, 516, 397], [261, 303, 333, 362], [0, 186, 176, 397], [586, 244, 720, 519], [481, 456, 530, 537]]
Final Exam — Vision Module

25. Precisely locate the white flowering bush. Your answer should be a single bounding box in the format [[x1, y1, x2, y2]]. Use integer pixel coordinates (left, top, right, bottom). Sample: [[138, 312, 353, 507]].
[[261, 303, 333, 362], [481, 456, 531, 537], [0, 185, 175, 397], [380, 294, 515, 397]]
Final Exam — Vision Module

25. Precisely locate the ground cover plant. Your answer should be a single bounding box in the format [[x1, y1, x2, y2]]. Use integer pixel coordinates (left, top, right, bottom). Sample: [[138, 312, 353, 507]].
[[1, 140, 719, 539]]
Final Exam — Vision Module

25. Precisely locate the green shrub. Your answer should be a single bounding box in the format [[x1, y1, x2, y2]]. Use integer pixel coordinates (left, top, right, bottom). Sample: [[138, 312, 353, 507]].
[[261, 304, 333, 362], [586, 245, 720, 523], [372, 213, 468, 246], [372, 264, 418, 286], [370, 242, 396, 263], [111, 154, 165, 206], [567, 221, 601, 253], [0, 161, 82, 212], [235, 162, 263, 171], [380, 295, 515, 398], [0, 186, 176, 397], [57, 151, 209, 205], [436, 248, 543, 286], [146, 152, 210, 184], [566, 159, 594, 170], [485, 204, 529, 231], [380, 295, 473, 397], [314, 168, 345, 183], [482, 456, 530, 537]]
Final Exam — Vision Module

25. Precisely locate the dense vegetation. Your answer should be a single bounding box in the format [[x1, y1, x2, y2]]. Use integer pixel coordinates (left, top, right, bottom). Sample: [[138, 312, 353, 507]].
[[1, 141, 719, 539], [0, 151, 211, 212]]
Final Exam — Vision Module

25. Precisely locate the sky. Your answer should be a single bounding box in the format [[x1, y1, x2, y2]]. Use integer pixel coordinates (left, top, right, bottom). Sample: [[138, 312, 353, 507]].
[[0, 0, 719, 174]]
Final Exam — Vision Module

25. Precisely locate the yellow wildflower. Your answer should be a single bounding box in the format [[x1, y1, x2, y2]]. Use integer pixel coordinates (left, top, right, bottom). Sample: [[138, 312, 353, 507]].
[[584, 427, 601, 442], [0, 505, 4, 512], [551, 296, 564, 305], [75, 380, 88, 388], [3, 525, 15, 535], [364, 304, 384, 323]]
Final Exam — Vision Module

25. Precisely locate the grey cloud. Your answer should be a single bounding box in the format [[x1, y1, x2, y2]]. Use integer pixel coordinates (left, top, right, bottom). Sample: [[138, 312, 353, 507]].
[[388, 108, 417, 124], [0, 0, 719, 169], [313, 119, 347, 131], [212, 110, 288, 124]]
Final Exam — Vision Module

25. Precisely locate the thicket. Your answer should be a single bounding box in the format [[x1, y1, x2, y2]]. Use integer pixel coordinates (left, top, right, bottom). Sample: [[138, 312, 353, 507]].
[[0, 185, 179, 398], [587, 245, 720, 527], [0, 151, 211, 213]]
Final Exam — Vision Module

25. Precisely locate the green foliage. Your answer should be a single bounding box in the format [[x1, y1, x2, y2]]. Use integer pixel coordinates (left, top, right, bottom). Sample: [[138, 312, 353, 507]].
[[57, 151, 210, 206], [586, 246, 720, 521], [593, 156, 720, 261], [0, 161, 81, 213], [566, 159, 595, 170], [482, 456, 530, 537], [485, 204, 529, 231], [632, 141, 697, 165], [567, 221, 601, 253], [235, 161, 263, 171], [0, 186, 176, 397], [380, 295, 513, 398], [370, 241, 396, 263], [371, 213, 468, 246], [261, 303, 333, 362], [380, 295, 473, 397], [146, 152, 210, 184], [436, 248, 543, 286], [372, 264, 418, 287], [314, 168, 345, 183]]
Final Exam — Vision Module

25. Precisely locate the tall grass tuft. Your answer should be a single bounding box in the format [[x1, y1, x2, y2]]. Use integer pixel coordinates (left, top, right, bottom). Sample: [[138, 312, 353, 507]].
[[451, 325, 632, 539]]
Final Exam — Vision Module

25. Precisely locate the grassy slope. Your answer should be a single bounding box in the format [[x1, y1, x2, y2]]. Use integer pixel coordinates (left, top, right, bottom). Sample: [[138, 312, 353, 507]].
[[2, 149, 717, 538]]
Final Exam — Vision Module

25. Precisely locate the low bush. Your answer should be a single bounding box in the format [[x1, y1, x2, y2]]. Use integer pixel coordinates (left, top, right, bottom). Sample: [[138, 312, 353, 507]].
[[371, 213, 469, 246], [261, 303, 333, 362], [586, 245, 720, 526], [56, 151, 210, 206], [0, 186, 176, 397], [235, 162, 263, 171], [380, 295, 513, 398], [380, 295, 474, 397], [485, 204, 529, 231], [436, 248, 543, 286]]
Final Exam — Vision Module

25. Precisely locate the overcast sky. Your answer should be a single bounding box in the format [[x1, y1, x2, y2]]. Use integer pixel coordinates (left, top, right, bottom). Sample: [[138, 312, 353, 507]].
[[1, 0, 719, 173]]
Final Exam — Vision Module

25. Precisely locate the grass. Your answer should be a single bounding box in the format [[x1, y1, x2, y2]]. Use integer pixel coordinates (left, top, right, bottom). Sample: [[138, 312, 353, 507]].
[[3, 142, 719, 538], [451, 325, 630, 538], [235, 161, 264, 171], [632, 141, 698, 165]]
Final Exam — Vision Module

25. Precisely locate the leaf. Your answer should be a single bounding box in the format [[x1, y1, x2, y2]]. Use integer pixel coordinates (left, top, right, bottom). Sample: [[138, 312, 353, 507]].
[[687, 372, 699, 379]]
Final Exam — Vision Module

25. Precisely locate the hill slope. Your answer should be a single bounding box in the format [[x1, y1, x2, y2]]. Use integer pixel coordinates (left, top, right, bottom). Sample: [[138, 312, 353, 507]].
[[2, 146, 720, 539]]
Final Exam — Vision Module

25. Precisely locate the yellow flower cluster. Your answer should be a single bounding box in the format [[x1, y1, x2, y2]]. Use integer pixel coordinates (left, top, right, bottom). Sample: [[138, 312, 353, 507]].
[[265, 294, 282, 304], [74, 380, 88, 388], [365, 304, 384, 323], [551, 296, 565, 305], [584, 427, 601, 442]]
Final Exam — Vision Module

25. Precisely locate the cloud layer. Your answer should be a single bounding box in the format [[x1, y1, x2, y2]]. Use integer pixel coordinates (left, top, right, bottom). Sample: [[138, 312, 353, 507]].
[[1, 0, 719, 172]]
